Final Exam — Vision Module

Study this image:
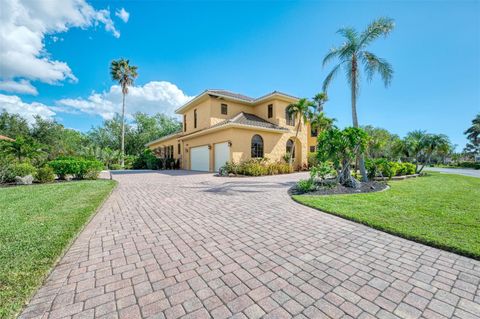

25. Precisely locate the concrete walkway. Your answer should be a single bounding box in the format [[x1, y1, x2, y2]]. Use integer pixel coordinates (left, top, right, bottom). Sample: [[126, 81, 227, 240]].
[[20, 171, 480, 319], [424, 167, 480, 178]]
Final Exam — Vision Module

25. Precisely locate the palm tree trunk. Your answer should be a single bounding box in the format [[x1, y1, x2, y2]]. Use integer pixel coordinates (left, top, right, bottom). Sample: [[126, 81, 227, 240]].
[[351, 55, 368, 182], [120, 93, 125, 168], [289, 118, 301, 168]]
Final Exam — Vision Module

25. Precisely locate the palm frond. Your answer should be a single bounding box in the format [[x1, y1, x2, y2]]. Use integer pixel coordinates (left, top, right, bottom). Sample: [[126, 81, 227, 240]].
[[322, 63, 342, 92], [361, 51, 393, 87], [359, 17, 395, 48], [337, 27, 358, 44]]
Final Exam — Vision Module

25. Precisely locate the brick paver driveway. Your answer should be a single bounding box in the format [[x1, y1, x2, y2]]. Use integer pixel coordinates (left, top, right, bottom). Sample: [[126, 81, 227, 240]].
[[21, 171, 480, 319]]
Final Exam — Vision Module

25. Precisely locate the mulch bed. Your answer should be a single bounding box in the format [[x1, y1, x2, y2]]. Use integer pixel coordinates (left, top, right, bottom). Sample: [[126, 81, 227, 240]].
[[290, 181, 388, 196]]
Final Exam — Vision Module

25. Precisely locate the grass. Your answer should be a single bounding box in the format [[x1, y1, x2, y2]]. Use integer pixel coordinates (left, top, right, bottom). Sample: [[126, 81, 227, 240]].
[[0, 180, 116, 319], [293, 172, 480, 259]]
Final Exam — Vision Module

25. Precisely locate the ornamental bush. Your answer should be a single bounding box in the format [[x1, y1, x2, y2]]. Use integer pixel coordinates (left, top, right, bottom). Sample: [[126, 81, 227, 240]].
[[48, 158, 103, 180], [48, 159, 79, 179], [366, 159, 417, 179], [296, 178, 316, 193], [12, 162, 37, 178], [35, 166, 55, 183], [220, 159, 292, 176], [77, 159, 104, 180]]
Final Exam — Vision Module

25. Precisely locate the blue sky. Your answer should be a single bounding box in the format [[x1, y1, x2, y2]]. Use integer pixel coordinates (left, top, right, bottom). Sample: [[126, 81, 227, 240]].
[[1, 0, 479, 150]]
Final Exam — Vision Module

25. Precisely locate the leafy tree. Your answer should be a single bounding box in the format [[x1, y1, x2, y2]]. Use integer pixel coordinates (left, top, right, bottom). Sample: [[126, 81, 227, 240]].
[[0, 110, 29, 138], [31, 116, 87, 159], [363, 125, 401, 160], [322, 17, 395, 181], [463, 113, 480, 156], [110, 58, 138, 167], [317, 126, 369, 187], [286, 98, 315, 166]]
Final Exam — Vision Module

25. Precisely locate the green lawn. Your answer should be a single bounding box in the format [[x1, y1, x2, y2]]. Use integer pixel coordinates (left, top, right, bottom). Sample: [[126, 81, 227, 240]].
[[0, 180, 116, 319], [293, 173, 480, 259]]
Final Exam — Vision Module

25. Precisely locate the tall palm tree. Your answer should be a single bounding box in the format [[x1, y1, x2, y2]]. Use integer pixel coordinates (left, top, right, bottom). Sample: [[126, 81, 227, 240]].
[[313, 92, 328, 112], [322, 17, 395, 181], [110, 58, 138, 168], [286, 98, 315, 167]]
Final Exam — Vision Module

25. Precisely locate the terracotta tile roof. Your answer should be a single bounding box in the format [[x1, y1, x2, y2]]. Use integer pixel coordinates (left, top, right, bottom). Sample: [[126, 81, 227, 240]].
[[207, 89, 299, 103], [0, 135, 15, 142], [207, 90, 255, 102]]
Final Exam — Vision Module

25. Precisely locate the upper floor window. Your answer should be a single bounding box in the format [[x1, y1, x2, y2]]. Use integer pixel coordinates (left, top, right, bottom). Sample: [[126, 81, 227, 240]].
[[251, 134, 264, 158], [221, 103, 228, 115], [183, 115, 187, 131], [311, 128, 318, 137], [194, 109, 197, 128], [268, 104, 273, 118], [286, 108, 296, 126], [286, 139, 295, 158], [310, 146, 316, 153]]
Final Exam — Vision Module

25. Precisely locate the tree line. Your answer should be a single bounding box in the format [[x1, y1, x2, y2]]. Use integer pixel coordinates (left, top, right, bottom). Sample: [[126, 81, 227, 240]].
[[0, 110, 180, 169]]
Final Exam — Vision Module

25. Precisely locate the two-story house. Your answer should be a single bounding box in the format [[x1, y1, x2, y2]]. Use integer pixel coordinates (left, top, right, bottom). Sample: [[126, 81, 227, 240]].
[[146, 89, 318, 172]]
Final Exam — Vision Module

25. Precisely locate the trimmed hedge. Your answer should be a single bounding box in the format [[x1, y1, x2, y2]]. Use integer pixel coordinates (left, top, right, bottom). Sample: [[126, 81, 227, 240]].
[[366, 159, 416, 179], [220, 159, 292, 176], [35, 166, 55, 183], [48, 159, 103, 180]]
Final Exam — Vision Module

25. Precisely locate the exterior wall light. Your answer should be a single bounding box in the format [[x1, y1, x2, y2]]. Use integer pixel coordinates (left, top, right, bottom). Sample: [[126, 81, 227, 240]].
[[228, 141, 232, 147]]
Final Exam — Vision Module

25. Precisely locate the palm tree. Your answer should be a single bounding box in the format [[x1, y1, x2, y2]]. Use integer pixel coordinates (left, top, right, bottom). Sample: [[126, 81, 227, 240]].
[[286, 98, 315, 167], [464, 113, 480, 153], [322, 17, 395, 181], [110, 59, 138, 168], [313, 92, 328, 112], [309, 111, 335, 133], [417, 134, 451, 173]]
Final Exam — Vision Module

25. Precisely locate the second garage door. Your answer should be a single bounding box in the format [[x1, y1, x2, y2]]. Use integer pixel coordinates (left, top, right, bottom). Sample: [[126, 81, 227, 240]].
[[190, 145, 210, 171], [214, 142, 230, 172]]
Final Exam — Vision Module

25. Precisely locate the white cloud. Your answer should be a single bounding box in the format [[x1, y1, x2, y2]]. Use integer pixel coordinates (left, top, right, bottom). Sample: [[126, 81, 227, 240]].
[[57, 81, 193, 120], [0, 0, 121, 94], [115, 8, 130, 23], [0, 80, 38, 95], [0, 93, 55, 123]]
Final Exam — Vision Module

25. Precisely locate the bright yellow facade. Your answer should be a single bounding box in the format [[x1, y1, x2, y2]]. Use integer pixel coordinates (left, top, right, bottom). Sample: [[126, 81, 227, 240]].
[[146, 90, 318, 172]]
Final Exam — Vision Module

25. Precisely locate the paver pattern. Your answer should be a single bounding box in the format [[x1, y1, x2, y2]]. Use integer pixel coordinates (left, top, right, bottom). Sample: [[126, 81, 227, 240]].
[[20, 171, 480, 319]]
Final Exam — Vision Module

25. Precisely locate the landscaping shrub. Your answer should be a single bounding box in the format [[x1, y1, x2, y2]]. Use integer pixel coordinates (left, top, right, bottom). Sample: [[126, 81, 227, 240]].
[[308, 152, 319, 168], [296, 178, 316, 193], [48, 159, 79, 179], [456, 161, 480, 169], [11, 162, 37, 178], [402, 162, 416, 175], [133, 149, 158, 169], [77, 160, 104, 180], [48, 158, 103, 180], [366, 159, 417, 179], [220, 159, 292, 176], [35, 166, 55, 183]]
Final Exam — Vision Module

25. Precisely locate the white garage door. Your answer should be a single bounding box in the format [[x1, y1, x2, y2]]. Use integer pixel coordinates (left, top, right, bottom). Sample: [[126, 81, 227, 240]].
[[190, 145, 210, 171], [214, 142, 230, 172]]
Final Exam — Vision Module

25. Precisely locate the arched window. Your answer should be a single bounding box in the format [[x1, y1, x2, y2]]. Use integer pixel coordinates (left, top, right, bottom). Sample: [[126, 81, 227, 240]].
[[286, 139, 295, 158], [251, 135, 264, 158]]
